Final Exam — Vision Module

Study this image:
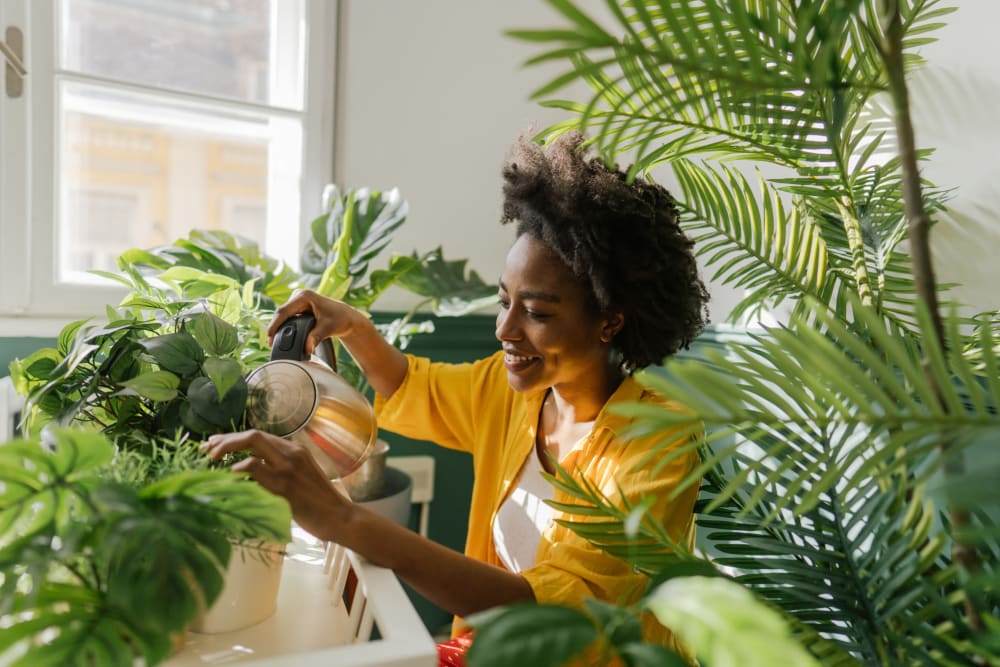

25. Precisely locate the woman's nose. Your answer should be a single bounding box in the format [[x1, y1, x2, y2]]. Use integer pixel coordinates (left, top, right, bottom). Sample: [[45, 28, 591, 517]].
[[495, 310, 519, 341]]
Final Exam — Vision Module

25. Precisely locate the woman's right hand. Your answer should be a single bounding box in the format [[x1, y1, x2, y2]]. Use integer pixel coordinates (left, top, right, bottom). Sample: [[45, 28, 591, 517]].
[[201, 429, 353, 543], [268, 289, 363, 357], [270, 289, 409, 398]]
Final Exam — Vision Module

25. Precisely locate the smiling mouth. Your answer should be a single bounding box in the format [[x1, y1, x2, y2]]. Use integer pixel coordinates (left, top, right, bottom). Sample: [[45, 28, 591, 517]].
[[504, 352, 540, 371]]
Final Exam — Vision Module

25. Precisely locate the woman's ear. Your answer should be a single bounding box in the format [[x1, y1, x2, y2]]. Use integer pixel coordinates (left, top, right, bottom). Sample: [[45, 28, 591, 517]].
[[600, 312, 625, 343]]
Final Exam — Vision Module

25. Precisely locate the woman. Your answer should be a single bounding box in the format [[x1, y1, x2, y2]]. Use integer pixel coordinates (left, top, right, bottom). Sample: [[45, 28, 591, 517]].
[[202, 131, 709, 660]]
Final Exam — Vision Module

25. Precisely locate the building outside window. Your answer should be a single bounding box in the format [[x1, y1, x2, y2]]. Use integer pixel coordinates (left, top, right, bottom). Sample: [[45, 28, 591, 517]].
[[0, 0, 336, 331]]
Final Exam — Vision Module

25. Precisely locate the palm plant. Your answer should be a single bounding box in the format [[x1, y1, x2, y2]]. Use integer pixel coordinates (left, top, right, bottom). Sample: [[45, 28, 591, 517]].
[[468, 1, 998, 665]]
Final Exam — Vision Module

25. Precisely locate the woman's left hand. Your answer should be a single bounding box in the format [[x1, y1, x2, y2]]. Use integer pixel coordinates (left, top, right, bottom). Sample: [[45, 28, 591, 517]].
[[200, 429, 351, 542]]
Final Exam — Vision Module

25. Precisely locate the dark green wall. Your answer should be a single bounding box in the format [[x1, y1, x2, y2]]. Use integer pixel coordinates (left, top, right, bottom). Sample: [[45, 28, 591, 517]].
[[1, 337, 57, 376]]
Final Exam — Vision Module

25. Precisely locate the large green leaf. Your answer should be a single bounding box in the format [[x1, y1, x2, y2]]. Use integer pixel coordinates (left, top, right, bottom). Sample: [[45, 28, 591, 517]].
[[90, 482, 230, 635], [511, 1, 954, 176], [0, 430, 112, 541], [622, 299, 998, 520], [141, 470, 292, 543], [119, 370, 180, 402], [671, 159, 830, 325], [695, 455, 980, 664], [201, 357, 243, 403], [185, 311, 239, 356], [344, 254, 423, 312], [186, 376, 248, 430], [0, 582, 174, 667], [393, 248, 497, 316], [466, 603, 598, 667], [646, 575, 822, 667], [139, 331, 205, 377], [301, 186, 409, 283]]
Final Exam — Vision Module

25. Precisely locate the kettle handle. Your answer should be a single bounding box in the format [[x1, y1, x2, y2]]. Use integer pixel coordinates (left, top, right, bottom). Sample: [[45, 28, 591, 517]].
[[269, 313, 338, 372]]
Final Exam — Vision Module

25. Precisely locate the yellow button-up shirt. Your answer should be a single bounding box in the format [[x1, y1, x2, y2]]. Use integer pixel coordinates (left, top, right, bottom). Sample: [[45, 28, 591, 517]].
[[374, 351, 699, 655]]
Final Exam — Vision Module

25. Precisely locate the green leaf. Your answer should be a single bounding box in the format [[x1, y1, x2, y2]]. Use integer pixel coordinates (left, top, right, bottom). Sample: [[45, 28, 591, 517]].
[[465, 603, 598, 667], [119, 370, 180, 402], [302, 186, 409, 282], [584, 598, 642, 648], [139, 331, 205, 376], [617, 642, 689, 667], [158, 266, 239, 291], [8, 348, 63, 394], [645, 576, 821, 667], [393, 248, 497, 316], [141, 470, 292, 543], [186, 311, 239, 356], [186, 376, 248, 429], [206, 287, 244, 325], [180, 401, 217, 434], [202, 357, 243, 403], [344, 254, 423, 312], [57, 319, 91, 356], [0, 430, 113, 540]]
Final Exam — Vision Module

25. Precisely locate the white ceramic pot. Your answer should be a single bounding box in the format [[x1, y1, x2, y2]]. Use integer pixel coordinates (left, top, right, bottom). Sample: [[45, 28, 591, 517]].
[[190, 541, 285, 634]]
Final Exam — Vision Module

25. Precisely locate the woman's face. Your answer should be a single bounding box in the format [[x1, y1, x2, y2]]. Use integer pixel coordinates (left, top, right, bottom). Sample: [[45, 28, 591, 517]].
[[496, 234, 617, 394]]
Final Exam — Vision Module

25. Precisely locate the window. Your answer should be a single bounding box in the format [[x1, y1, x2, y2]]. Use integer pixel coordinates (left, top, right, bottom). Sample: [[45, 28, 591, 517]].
[[0, 0, 336, 332]]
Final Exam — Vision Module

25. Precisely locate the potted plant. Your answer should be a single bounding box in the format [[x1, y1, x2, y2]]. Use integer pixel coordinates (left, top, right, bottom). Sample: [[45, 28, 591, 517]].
[[5, 185, 495, 662], [466, 2, 998, 666], [0, 427, 291, 666]]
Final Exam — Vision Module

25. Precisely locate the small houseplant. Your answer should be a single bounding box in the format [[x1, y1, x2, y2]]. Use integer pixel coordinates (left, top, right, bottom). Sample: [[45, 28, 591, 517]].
[[0, 428, 291, 666], [467, 1, 999, 666]]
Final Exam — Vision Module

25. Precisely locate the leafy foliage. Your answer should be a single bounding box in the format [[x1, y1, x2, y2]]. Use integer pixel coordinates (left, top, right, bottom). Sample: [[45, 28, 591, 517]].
[[298, 186, 495, 318], [646, 575, 821, 667], [296, 185, 495, 392], [494, 1, 1000, 665], [466, 599, 693, 667], [0, 429, 291, 667], [4, 183, 494, 663]]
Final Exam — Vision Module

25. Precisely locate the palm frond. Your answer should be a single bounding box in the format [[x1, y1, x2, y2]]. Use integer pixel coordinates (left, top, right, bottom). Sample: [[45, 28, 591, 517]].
[[622, 298, 1000, 521], [670, 158, 830, 324], [698, 455, 983, 664], [511, 1, 911, 175], [542, 460, 697, 575]]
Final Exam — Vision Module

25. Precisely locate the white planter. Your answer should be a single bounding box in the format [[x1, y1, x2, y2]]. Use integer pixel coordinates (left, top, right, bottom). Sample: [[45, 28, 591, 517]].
[[190, 542, 285, 634]]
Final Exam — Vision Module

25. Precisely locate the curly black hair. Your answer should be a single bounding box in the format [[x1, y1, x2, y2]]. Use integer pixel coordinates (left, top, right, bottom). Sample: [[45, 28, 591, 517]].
[[500, 131, 709, 370]]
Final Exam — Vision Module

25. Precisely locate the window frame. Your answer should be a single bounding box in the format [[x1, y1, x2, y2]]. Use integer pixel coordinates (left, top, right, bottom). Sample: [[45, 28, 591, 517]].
[[0, 0, 338, 336]]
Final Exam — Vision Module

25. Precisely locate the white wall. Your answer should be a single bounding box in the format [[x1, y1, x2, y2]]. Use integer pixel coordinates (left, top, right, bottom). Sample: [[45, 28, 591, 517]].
[[333, 1, 998, 319], [907, 3, 1000, 315]]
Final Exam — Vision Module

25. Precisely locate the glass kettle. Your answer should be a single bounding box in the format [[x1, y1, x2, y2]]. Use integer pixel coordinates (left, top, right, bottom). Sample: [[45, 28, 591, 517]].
[[245, 314, 376, 479]]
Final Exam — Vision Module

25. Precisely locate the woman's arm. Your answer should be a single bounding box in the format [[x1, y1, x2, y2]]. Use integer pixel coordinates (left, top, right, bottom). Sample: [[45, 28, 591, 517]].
[[202, 429, 535, 618], [268, 289, 408, 398]]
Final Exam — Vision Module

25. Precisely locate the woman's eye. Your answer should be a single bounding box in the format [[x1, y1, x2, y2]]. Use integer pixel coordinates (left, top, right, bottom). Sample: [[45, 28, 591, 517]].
[[497, 297, 510, 309], [526, 311, 551, 320]]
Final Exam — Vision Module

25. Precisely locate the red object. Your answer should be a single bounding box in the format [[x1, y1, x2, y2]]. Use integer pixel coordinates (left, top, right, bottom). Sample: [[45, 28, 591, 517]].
[[437, 631, 475, 667]]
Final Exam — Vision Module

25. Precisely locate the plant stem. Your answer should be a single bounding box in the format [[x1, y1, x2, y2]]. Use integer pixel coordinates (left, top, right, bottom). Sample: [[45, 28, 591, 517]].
[[837, 199, 875, 308], [878, 0, 983, 634]]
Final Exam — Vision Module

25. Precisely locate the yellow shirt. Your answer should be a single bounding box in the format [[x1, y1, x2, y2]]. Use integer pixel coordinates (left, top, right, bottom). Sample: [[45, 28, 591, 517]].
[[374, 351, 700, 655]]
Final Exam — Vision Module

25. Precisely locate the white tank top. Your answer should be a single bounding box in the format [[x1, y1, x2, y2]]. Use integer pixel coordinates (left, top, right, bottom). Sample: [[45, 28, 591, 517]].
[[493, 448, 555, 572]]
